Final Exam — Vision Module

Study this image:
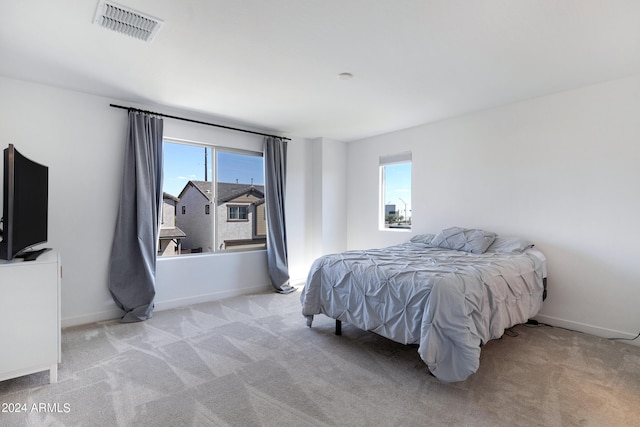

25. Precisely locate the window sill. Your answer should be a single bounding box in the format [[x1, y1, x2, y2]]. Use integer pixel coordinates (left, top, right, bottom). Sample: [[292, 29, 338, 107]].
[[157, 248, 267, 261], [379, 226, 412, 232]]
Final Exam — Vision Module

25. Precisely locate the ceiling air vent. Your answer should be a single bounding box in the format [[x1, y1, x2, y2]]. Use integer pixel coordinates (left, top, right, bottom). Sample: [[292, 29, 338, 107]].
[[93, 0, 163, 42]]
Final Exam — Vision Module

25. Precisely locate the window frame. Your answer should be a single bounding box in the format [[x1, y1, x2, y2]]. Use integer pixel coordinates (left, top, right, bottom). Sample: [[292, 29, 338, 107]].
[[159, 138, 265, 256], [379, 152, 412, 232], [227, 204, 249, 222]]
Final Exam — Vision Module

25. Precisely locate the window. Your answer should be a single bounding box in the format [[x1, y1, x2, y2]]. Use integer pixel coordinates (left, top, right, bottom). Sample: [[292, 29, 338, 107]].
[[158, 140, 266, 256], [228, 205, 248, 221], [380, 152, 412, 230]]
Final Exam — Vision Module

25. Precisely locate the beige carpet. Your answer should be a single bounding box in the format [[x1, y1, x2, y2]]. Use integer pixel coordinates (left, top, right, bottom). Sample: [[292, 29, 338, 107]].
[[1, 290, 639, 426]]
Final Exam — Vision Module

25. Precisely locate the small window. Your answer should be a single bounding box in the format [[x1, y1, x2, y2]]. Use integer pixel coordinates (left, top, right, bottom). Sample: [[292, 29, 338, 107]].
[[181, 206, 186, 215], [228, 205, 248, 221], [380, 152, 412, 230], [205, 205, 210, 215]]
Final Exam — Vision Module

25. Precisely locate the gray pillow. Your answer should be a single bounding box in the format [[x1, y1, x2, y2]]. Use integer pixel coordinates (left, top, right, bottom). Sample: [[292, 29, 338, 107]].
[[485, 236, 533, 254], [431, 227, 497, 254], [409, 233, 436, 244]]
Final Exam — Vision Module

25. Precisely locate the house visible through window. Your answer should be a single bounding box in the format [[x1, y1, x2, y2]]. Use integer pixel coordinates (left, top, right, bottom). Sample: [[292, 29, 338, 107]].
[[158, 140, 266, 256], [380, 152, 412, 230]]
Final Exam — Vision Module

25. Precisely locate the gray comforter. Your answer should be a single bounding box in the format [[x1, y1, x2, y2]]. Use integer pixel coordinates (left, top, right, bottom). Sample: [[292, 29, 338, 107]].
[[300, 242, 546, 382]]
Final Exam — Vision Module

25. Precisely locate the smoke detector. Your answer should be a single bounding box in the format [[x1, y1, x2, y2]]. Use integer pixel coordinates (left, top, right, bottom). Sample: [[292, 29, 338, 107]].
[[93, 0, 163, 42]]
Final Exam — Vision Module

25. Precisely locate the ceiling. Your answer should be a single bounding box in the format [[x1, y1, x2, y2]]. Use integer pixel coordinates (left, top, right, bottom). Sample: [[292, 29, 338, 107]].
[[2, 0, 640, 142]]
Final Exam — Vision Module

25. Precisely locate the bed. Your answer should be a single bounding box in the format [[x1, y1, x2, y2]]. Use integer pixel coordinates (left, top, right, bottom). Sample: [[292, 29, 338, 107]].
[[300, 227, 547, 383]]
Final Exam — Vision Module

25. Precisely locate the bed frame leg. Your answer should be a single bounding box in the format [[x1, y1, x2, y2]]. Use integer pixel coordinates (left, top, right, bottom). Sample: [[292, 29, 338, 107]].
[[335, 319, 342, 335]]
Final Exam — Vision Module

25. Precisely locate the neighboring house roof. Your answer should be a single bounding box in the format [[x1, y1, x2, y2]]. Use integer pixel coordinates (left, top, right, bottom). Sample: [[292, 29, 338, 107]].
[[218, 182, 264, 204], [178, 180, 214, 201], [159, 227, 187, 239], [163, 192, 180, 202], [178, 180, 265, 205]]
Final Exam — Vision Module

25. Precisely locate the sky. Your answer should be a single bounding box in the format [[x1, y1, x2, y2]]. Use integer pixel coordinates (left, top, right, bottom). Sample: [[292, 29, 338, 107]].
[[163, 142, 264, 197], [384, 162, 412, 218]]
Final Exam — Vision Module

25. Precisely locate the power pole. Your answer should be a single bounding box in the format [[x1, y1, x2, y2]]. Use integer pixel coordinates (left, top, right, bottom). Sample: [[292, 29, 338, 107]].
[[204, 147, 208, 181]]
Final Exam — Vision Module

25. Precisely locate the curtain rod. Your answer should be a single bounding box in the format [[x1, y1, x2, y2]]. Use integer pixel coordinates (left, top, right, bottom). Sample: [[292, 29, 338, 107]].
[[109, 104, 290, 141]]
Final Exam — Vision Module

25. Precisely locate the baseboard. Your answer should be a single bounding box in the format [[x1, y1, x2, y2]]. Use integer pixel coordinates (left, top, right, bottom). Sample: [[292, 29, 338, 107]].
[[154, 283, 272, 312], [533, 314, 640, 347], [61, 284, 272, 328], [290, 277, 307, 287], [62, 309, 124, 328]]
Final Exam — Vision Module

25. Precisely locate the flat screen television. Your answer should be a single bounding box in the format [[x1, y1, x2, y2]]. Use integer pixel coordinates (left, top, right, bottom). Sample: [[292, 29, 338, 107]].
[[0, 144, 49, 261]]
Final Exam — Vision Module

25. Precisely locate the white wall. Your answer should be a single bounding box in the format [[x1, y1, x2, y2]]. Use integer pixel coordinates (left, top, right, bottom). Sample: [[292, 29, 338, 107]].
[[320, 138, 348, 255], [311, 138, 348, 256], [285, 136, 315, 283], [285, 137, 349, 284], [346, 73, 640, 343], [0, 76, 298, 327], [0, 77, 126, 326], [282, 137, 348, 283]]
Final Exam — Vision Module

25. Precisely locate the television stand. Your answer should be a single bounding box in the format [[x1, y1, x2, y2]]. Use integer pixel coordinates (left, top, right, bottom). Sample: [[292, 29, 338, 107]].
[[0, 249, 61, 384]]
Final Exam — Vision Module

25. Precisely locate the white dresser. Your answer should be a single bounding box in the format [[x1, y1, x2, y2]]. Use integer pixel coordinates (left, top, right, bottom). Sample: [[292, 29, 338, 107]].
[[0, 249, 61, 384]]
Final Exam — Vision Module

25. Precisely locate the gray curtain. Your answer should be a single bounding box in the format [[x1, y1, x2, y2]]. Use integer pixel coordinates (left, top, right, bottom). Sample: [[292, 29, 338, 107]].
[[263, 136, 295, 294], [108, 111, 164, 322]]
